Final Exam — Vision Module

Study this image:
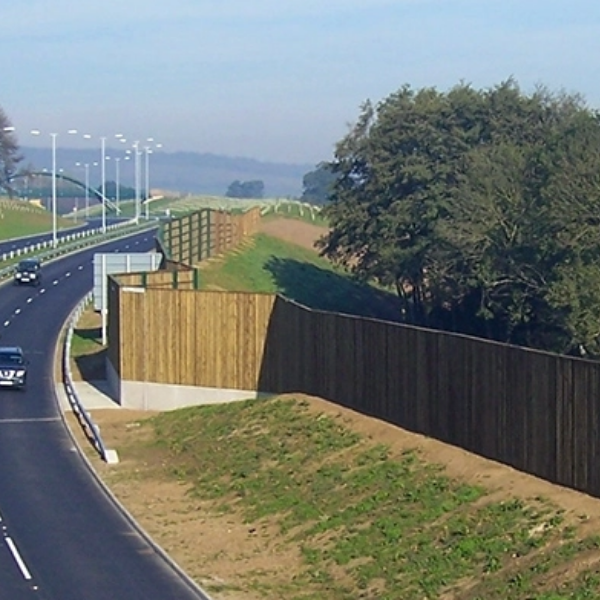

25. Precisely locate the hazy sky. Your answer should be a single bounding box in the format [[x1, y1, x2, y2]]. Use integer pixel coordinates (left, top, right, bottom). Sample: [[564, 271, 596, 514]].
[[1, 1, 599, 165]]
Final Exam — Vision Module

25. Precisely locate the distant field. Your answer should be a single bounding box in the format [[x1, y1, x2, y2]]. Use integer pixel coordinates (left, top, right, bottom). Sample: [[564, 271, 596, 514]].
[[80, 195, 327, 225]]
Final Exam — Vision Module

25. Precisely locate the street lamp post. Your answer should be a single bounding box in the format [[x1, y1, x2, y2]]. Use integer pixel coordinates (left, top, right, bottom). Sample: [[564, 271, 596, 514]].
[[100, 136, 106, 234], [50, 133, 57, 246], [115, 157, 121, 213], [84, 163, 90, 219], [142, 139, 162, 220], [133, 141, 141, 224], [30, 128, 79, 246], [144, 146, 150, 219]]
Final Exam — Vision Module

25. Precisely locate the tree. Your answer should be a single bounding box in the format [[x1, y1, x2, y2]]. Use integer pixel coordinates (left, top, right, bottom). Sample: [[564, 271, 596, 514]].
[[301, 162, 337, 204], [319, 80, 600, 355], [0, 108, 22, 197], [225, 179, 265, 198]]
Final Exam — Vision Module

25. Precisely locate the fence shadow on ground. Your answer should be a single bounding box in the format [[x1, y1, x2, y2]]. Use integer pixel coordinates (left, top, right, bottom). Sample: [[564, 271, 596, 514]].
[[264, 256, 401, 322]]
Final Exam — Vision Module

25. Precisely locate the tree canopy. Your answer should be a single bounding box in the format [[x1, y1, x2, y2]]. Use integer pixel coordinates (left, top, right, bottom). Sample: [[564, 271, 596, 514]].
[[319, 80, 600, 356], [301, 162, 337, 204], [0, 108, 22, 196], [226, 179, 265, 199]]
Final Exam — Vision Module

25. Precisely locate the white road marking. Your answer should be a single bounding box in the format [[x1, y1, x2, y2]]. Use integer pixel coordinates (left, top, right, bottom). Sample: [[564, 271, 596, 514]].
[[53, 280, 58, 286], [65, 272, 71, 277], [5, 537, 32, 580], [40, 289, 46, 294], [14, 309, 20, 315], [26, 298, 33, 304], [3, 321, 9, 327], [78, 265, 84, 270]]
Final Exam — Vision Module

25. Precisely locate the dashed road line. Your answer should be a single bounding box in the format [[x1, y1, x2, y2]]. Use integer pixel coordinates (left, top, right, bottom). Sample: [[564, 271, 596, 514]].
[[5, 537, 32, 580]]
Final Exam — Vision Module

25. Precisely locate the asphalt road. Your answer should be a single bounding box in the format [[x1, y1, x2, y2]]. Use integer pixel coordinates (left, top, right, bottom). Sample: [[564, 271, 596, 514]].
[[0, 231, 210, 599], [0, 217, 127, 255]]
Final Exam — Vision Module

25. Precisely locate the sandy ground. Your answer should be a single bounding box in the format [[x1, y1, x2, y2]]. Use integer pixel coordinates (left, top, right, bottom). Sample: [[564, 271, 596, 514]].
[[65, 218, 600, 599], [258, 216, 328, 251]]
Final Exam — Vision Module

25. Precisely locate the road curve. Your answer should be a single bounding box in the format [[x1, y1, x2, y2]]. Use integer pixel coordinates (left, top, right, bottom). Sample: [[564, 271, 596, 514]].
[[0, 231, 210, 599]]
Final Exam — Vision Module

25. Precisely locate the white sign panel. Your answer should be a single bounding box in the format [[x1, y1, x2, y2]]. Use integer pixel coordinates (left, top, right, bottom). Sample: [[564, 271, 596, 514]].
[[93, 252, 161, 312]]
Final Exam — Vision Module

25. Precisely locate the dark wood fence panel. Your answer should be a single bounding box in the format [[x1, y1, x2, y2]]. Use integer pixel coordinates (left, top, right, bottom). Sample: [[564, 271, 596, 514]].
[[107, 278, 121, 374], [108, 283, 600, 498]]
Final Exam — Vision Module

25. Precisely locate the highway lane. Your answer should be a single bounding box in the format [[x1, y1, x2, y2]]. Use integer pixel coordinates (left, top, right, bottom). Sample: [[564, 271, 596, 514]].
[[0, 231, 209, 599], [0, 217, 129, 255]]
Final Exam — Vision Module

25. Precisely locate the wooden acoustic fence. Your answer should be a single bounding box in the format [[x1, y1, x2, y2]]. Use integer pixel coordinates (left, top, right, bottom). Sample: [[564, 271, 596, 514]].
[[107, 286, 600, 499], [157, 207, 260, 266]]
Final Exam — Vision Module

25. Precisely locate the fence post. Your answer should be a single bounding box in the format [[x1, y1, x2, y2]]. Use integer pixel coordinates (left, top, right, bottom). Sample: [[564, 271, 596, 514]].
[[193, 268, 200, 290], [207, 210, 212, 259], [172, 269, 179, 290]]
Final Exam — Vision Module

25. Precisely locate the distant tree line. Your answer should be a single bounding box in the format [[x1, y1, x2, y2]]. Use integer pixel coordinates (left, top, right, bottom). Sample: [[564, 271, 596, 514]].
[[300, 163, 336, 204], [318, 79, 600, 357], [226, 179, 264, 199]]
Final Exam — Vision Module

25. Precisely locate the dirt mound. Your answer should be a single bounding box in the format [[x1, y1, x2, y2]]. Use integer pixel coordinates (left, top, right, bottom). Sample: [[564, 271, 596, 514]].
[[258, 217, 327, 252]]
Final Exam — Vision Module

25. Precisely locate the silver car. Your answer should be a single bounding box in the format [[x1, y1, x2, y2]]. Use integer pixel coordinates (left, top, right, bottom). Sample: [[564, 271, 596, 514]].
[[0, 347, 27, 388]]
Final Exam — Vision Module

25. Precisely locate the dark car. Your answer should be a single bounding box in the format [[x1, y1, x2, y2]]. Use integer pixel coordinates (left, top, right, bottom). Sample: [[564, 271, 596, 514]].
[[0, 346, 27, 389], [14, 257, 42, 286]]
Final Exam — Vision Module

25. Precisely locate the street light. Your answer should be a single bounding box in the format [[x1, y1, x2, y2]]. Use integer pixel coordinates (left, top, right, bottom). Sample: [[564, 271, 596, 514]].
[[30, 128, 78, 247], [31, 129, 58, 247], [115, 157, 121, 212], [144, 146, 151, 219], [143, 139, 162, 220], [133, 141, 141, 224], [100, 136, 107, 234]]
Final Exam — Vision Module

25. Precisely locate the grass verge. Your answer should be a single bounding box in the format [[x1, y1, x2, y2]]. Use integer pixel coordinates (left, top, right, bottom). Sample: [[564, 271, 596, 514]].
[[0, 199, 73, 240], [100, 396, 600, 600], [69, 309, 105, 380]]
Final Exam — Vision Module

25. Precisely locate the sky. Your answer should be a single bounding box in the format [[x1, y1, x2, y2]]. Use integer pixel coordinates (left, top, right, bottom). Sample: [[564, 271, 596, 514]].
[[1, 0, 600, 166]]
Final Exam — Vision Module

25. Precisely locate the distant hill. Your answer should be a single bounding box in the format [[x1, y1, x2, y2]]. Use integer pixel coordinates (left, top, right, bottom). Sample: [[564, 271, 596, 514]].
[[17, 146, 316, 198]]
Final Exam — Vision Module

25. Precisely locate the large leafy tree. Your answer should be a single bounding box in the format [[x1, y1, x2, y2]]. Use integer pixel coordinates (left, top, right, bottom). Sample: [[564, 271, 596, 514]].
[[320, 80, 600, 355]]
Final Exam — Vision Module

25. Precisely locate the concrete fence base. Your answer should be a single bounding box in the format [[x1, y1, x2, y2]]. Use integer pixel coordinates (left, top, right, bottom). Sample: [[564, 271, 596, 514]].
[[107, 359, 263, 411]]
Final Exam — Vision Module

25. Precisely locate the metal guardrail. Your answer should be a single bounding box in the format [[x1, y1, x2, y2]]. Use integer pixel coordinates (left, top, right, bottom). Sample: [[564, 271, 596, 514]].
[[62, 292, 119, 464], [0, 219, 157, 282]]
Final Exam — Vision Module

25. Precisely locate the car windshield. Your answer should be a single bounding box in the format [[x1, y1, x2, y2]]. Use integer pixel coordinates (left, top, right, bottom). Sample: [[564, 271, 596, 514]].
[[0, 352, 23, 365], [18, 261, 38, 271]]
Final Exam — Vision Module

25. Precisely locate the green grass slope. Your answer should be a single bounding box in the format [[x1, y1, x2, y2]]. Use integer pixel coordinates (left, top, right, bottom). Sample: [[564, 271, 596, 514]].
[[199, 233, 400, 321], [124, 396, 600, 600], [0, 199, 74, 240]]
